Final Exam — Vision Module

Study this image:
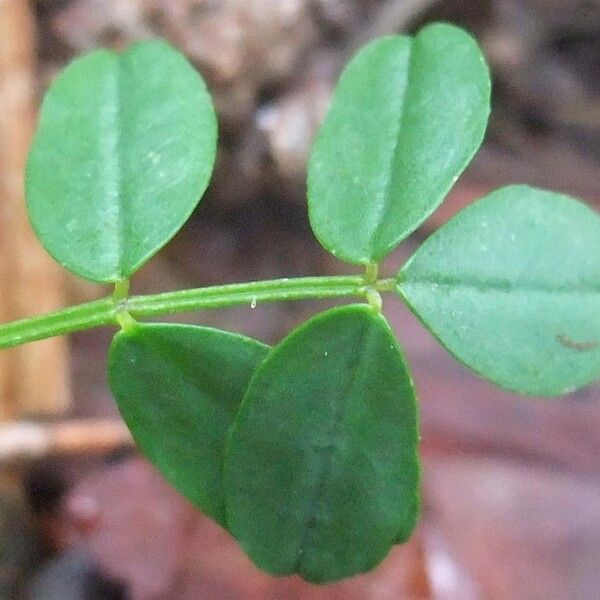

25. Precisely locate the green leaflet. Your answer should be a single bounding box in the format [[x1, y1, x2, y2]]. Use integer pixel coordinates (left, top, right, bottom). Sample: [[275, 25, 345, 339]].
[[398, 184, 600, 396], [225, 305, 420, 583], [26, 40, 217, 283], [308, 22, 490, 264], [108, 323, 268, 527]]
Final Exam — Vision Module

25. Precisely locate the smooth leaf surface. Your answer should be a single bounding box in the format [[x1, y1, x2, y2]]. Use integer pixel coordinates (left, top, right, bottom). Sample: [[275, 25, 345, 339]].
[[27, 40, 217, 282], [308, 23, 490, 264], [108, 323, 268, 526], [398, 184, 600, 395], [225, 305, 420, 583]]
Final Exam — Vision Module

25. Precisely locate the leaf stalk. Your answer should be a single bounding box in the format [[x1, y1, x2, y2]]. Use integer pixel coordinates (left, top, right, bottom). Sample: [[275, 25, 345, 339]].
[[0, 275, 396, 349]]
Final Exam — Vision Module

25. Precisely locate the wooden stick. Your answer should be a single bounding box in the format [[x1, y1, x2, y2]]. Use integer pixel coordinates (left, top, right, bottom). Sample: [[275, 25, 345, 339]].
[[0, 419, 133, 463], [0, 0, 70, 417]]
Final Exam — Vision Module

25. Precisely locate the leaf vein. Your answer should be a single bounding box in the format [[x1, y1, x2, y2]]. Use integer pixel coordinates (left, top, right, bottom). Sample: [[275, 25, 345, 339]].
[[368, 41, 414, 256], [400, 277, 600, 295], [295, 321, 377, 574]]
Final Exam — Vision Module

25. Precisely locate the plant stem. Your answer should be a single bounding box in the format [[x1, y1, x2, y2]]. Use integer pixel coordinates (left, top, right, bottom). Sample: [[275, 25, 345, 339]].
[[0, 275, 374, 349], [0, 297, 117, 349]]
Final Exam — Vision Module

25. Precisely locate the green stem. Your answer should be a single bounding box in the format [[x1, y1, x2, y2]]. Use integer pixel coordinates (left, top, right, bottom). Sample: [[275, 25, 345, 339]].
[[112, 279, 130, 300], [0, 275, 371, 349], [0, 297, 117, 349]]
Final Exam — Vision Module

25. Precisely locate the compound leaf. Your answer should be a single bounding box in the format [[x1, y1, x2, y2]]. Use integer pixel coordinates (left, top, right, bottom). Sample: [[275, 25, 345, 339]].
[[398, 184, 600, 395], [108, 323, 268, 527], [225, 304, 420, 583], [308, 22, 490, 264], [27, 40, 217, 283]]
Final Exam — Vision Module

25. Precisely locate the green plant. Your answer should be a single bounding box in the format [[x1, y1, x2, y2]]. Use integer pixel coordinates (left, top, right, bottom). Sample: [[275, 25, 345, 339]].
[[1, 22, 599, 583]]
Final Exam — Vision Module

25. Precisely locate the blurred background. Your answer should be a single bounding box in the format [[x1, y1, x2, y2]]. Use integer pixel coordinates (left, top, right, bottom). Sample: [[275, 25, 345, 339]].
[[0, 1, 599, 598]]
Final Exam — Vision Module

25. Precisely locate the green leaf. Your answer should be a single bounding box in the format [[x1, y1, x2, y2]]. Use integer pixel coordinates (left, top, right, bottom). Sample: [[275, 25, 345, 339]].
[[308, 23, 490, 264], [225, 305, 420, 583], [398, 184, 600, 396], [108, 323, 268, 527], [26, 40, 217, 283]]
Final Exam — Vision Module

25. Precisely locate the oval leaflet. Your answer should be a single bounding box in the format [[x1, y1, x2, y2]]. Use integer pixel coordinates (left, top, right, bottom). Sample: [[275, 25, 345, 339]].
[[308, 23, 490, 264], [108, 323, 268, 526], [225, 304, 420, 583], [398, 184, 600, 395], [27, 40, 217, 282]]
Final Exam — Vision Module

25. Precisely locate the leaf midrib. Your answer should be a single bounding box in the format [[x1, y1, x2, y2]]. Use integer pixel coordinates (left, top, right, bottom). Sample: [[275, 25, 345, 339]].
[[295, 319, 377, 576], [366, 39, 414, 257], [103, 53, 126, 279], [135, 330, 240, 424], [399, 275, 600, 296]]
